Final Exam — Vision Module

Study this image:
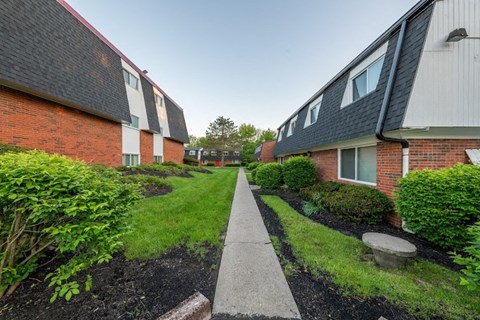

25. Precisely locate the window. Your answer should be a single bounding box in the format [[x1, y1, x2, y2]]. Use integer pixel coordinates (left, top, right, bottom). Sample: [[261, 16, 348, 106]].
[[287, 116, 297, 137], [202, 159, 209, 165], [278, 127, 285, 142], [122, 154, 139, 167], [305, 95, 323, 127], [352, 56, 384, 102], [189, 150, 196, 156], [223, 151, 229, 156], [154, 155, 163, 164], [233, 160, 240, 164], [129, 114, 139, 129], [123, 69, 139, 90], [155, 94, 163, 106], [234, 151, 240, 156], [278, 156, 285, 164], [339, 146, 376, 184], [211, 151, 217, 156], [203, 151, 209, 156]]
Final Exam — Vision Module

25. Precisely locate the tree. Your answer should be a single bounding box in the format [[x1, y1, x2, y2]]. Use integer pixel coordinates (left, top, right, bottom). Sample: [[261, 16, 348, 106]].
[[188, 135, 209, 147], [205, 116, 239, 167], [238, 124, 261, 163], [259, 129, 277, 142]]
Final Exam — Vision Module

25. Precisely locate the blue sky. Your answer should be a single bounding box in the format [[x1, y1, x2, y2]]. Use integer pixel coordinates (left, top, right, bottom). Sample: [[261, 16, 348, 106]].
[[67, 0, 419, 136]]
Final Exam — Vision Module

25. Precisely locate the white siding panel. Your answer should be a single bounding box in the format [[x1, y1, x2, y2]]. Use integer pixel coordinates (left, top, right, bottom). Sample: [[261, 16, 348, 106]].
[[404, 0, 480, 128], [153, 133, 163, 156], [153, 88, 171, 138], [122, 126, 140, 154], [121, 60, 149, 130]]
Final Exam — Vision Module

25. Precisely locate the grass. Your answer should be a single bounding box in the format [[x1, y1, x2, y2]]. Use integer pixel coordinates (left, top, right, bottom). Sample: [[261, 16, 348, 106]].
[[261, 195, 480, 320], [123, 168, 238, 260], [245, 172, 253, 183]]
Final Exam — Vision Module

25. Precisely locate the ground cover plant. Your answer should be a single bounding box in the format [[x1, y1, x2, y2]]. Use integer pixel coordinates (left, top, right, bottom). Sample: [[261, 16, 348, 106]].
[[395, 164, 480, 250], [260, 195, 480, 319], [282, 156, 316, 191], [300, 181, 392, 224], [454, 222, 480, 291], [0, 151, 141, 301], [123, 167, 238, 259]]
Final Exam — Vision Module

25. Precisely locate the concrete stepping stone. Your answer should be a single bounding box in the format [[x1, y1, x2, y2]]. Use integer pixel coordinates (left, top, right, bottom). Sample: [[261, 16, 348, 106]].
[[362, 232, 417, 268]]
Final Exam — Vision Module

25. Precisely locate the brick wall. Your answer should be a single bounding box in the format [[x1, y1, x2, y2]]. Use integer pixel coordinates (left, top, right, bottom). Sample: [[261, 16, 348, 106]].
[[163, 138, 184, 164], [260, 140, 276, 163], [311, 149, 337, 182], [140, 131, 153, 164], [0, 86, 122, 166]]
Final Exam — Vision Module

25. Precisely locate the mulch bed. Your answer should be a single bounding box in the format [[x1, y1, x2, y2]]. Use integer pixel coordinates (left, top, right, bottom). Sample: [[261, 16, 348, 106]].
[[252, 190, 454, 320], [0, 247, 219, 320]]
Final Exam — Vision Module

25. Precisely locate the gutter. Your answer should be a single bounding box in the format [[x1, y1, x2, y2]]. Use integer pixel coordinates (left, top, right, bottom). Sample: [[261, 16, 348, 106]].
[[375, 19, 409, 149]]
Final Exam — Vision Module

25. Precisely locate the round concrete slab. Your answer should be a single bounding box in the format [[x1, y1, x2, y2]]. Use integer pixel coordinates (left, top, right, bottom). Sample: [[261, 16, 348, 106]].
[[362, 232, 417, 257]]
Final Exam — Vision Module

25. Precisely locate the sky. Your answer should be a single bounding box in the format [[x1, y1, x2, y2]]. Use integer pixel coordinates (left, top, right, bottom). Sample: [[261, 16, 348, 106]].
[[67, 0, 419, 137]]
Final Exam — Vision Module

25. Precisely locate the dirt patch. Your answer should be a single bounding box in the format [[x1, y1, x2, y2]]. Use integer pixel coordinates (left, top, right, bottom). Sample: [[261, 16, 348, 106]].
[[257, 189, 458, 271], [253, 191, 423, 320], [0, 247, 219, 320], [142, 184, 173, 198]]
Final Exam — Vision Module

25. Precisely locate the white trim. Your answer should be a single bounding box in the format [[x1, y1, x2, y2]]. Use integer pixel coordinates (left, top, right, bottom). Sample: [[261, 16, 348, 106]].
[[341, 41, 389, 108], [304, 95, 323, 128], [287, 115, 298, 137], [278, 126, 285, 142], [338, 144, 377, 186]]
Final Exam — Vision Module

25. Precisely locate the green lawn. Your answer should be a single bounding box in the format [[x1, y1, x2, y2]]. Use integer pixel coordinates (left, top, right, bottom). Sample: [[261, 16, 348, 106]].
[[245, 172, 253, 183], [123, 168, 238, 260], [261, 195, 480, 320]]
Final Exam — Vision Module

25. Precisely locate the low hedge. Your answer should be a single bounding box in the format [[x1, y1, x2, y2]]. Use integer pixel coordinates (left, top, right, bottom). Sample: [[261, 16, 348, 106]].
[[395, 164, 480, 250], [226, 163, 241, 167], [300, 181, 392, 224], [183, 157, 199, 166], [255, 163, 283, 189], [247, 162, 262, 171], [205, 163, 215, 167], [0, 151, 141, 301], [251, 163, 265, 182], [283, 156, 316, 191]]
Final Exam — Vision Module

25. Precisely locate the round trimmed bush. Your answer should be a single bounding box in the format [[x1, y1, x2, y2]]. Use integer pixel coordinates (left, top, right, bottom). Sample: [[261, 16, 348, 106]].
[[247, 162, 262, 171], [395, 164, 480, 250], [251, 163, 265, 182], [283, 156, 316, 191], [255, 163, 283, 189]]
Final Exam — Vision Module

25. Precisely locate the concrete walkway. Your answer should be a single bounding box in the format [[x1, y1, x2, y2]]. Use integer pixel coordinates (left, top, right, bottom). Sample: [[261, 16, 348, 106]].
[[213, 169, 301, 319]]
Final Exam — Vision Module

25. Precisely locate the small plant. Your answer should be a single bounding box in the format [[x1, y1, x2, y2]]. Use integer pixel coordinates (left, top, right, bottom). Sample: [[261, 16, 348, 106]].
[[454, 222, 480, 291], [282, 156, 316, 191], [302, 202, 322, 217], [395, 164, 480, 250], [255, 163, 283, 189], [183, 157, 199, 166], [0, 151, 141, 301], [0, 143, 28, 155]]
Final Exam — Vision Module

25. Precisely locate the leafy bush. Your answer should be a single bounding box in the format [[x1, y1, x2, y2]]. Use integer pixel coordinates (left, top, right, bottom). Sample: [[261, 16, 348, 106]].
[[255, 163, 283, 189], [247, 162, 262, 171], [300, 181, 391, 224], [226, 163, 241, 167], [283, 156, 316, 191], [163, 161, 180, 167], [205, 163, 215, 167], [395, 164, 480, 250], [0, 151, 141, 301], [0, 143, 28, 155], [251, 163, 265, 182], [183, 157, 199, 166], [302, 202, 322, 217], [454, 222, 480, 291]]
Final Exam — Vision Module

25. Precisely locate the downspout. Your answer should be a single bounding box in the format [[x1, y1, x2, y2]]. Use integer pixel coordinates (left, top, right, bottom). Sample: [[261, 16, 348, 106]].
[[375, 19, 412, 231]]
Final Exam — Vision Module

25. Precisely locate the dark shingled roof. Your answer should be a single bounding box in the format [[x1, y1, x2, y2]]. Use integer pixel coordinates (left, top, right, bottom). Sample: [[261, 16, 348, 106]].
[[0, 0, 130, 122], [274, 2, 434, 157], [140, 76, 161, 133], [165, 96, 189, 144]]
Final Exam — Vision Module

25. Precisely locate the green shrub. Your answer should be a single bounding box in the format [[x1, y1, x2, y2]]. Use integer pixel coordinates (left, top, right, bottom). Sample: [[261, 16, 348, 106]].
[[302, 202, 322, 217], [0, 143, 28, 155], [226, 163, 241, 167], [300, 181, 391, 224], [163, 161, 179, 167], [251, 163, 265, 182], [183, 157, 199, 166], [120, 174, 171, 188], [454, 222, 480, 291], [395, 164, 480, 250], [283, 156, 316, 191], [247, 162, 262, 171], [0, 151, 141, 301], [256, 163, 283, 189], [205, 163, 215, 167]]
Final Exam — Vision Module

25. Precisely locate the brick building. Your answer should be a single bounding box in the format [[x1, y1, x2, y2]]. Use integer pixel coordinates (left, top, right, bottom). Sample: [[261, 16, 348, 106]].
[[185, 148, 242, 167], [254, 140, 276, 163], [0, 0, 188, 167], [274, 0, 480, 227]]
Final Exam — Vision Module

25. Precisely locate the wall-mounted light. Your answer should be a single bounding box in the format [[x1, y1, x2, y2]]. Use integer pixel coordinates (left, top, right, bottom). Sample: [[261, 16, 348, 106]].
[[446, 28, 468, 42], [306, 151, 312, 157]]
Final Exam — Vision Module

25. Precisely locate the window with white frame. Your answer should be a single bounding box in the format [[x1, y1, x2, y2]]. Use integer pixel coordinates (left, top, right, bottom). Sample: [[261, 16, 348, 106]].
[[211, 151, 217, 156], [278, 127, 285, 142], [223, 151, 229, 156], [202, 159, 209, 165], [122, 154, 139, 167], [287, 116, 297, 137], [203, 151, 209, 156], [352, 56, 384, 101], [339, 146, 376, 184], [189, 150, 196, 156], [155, 94, 164, 106], [233, 160, 240, 164], [123, 69, 139, 90], [278, 156, 285, 164], [129, 114, 139, 129], [234, 151, 240, 156], [305, 95, 323, 127], [154, 155, 163, 164]]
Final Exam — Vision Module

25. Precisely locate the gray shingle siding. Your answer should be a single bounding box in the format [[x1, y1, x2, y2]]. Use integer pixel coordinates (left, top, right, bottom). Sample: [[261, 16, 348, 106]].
[[165, 96, 189, 144], [140, 76, 161, 132], [0, 0, 131, 122], [274, 4, 433, 156]]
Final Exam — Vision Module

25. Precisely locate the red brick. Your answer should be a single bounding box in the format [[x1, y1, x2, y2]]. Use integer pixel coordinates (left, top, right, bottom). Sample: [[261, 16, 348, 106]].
[[163, 138, 184, 164], [140, 131, 153, 164]]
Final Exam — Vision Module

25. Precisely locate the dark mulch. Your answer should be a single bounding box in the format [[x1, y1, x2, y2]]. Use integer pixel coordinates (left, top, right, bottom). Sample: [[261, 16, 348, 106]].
[[122, 168, 212, 179], [258, 189, 458, 271], [0, 247, 219, 320], [253, 190, 427, 320], [141, 184, 173, 198]]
